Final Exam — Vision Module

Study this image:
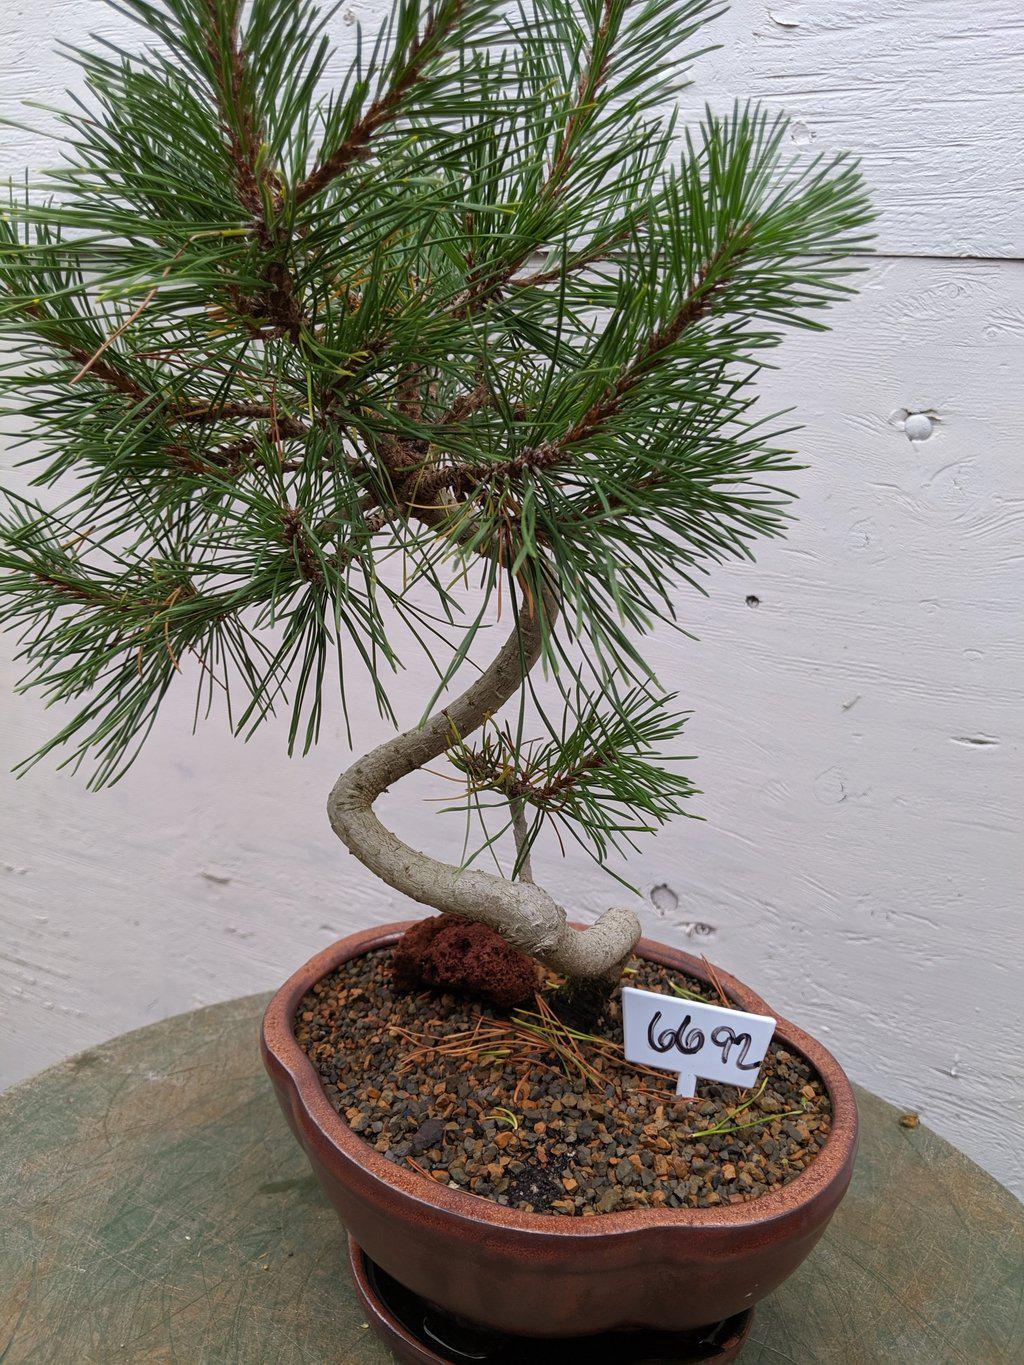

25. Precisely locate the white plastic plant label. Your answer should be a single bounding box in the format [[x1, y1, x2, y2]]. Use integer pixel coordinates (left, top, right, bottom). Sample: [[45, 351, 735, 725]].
[[621, 985, 776, 1098]]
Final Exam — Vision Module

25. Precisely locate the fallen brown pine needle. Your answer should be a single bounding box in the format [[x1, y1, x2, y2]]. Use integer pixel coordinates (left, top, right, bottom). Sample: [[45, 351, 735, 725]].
[[701, 954, 731, 1007]]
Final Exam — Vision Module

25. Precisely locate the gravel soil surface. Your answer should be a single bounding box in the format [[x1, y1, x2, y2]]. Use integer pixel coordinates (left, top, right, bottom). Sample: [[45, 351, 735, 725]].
[[294, 947, 832, 1216]]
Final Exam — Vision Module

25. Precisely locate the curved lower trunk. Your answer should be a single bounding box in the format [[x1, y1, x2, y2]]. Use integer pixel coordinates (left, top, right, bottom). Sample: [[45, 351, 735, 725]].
[[327, 586, 641, 980]]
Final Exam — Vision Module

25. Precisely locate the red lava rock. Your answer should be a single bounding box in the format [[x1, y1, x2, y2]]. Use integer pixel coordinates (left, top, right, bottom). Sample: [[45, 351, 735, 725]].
[[391, 914, 537, 1009]]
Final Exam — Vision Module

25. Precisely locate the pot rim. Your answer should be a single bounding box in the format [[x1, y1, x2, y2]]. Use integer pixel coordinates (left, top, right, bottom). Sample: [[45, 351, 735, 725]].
[[261, 920, 858, 1238]]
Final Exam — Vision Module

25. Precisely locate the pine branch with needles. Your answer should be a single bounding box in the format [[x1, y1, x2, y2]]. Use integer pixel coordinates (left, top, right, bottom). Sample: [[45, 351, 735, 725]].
[[0, 0, 872, 983]]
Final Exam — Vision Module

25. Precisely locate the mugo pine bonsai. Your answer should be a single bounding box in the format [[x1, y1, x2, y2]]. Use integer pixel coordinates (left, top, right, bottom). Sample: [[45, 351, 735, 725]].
[[0, 0, 871, 1006]]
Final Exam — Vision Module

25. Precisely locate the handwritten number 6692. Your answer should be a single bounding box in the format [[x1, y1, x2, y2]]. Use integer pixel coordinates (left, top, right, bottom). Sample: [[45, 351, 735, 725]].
[[646, 1010, 760, 1071]]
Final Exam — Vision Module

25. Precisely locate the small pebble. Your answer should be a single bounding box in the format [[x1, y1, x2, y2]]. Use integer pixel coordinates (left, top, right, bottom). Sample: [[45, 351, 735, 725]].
[[410, 1117, 446, 1154]]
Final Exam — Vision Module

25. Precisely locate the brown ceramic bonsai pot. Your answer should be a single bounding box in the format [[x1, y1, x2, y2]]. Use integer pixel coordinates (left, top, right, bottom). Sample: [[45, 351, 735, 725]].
[[261, 921, 858, 1338], [346, 1236, 756, 1363]]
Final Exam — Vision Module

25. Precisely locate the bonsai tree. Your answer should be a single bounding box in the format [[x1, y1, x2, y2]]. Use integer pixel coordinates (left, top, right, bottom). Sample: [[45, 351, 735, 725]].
[[0, 0, 870, 1011]]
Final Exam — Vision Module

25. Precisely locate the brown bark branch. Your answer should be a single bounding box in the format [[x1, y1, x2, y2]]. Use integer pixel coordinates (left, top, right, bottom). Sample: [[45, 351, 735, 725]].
[[453, 0, 617, 317], [22, 298, 306, 429], [168, 414, 311, 475], [446, 236, 746, 491], [291, 0, 464, 209], [203, 0, 264, 214], [202, 1, 304, 341]]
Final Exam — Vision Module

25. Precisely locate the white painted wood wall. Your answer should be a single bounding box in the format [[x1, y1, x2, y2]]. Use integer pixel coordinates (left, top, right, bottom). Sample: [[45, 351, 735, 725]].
[[1, 1, 1021, 1197]]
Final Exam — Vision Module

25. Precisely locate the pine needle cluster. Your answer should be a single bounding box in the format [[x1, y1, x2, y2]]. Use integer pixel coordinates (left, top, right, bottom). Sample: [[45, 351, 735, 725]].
[[0, 0, 872, 880]]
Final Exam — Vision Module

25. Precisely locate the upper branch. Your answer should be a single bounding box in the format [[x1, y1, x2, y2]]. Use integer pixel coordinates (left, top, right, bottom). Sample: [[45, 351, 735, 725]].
[[291, 0, 465, 209], [200, 2, 305, 340], [441, 235, 743, 493], [203, 0, 265, 214], [454, 0, 618, 316], [19, 299, 304, 429]]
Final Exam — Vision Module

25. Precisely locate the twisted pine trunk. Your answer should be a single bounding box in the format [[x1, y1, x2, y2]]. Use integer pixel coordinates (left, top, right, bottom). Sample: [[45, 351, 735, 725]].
[[327, 590, 641, 981]]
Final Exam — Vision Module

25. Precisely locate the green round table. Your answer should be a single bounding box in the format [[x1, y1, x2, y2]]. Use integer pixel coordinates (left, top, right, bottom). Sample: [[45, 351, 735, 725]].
[[2, 994, 1021, 1363]]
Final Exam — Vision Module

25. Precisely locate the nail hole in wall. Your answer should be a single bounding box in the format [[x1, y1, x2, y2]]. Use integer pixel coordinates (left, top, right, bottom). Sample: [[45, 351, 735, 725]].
[[650, 882, 679, 914]]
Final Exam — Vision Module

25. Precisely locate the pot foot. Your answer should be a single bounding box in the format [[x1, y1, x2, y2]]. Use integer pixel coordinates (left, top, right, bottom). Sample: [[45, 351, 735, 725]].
[[348, 1236, 754, 1364]]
